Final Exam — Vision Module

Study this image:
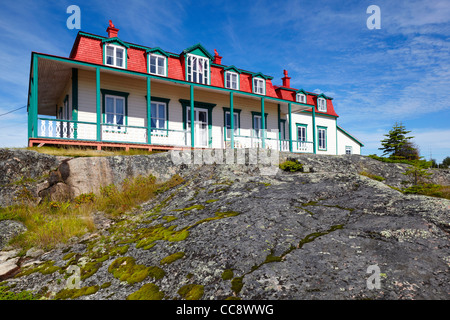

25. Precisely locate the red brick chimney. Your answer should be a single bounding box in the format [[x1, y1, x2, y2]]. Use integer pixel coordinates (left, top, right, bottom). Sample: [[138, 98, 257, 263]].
[[213, 49, 222, 64], [282, 69, 291, 88], [106, 20, 119, 38]]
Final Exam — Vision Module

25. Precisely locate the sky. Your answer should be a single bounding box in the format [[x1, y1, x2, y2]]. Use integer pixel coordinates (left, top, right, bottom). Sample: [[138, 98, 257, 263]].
[[0, 0, 449, 162]]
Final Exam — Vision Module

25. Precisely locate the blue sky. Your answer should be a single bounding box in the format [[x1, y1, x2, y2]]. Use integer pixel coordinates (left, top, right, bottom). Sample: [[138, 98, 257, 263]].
[[0, 0, 449, 162]]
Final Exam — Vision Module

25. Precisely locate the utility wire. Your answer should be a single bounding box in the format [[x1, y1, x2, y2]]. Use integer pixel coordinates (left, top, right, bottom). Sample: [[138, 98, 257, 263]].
[[0, 106, 26, 117]]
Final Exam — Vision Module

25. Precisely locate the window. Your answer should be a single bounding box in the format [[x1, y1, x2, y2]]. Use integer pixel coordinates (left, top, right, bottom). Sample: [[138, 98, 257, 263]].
[[296, 94, 306, 104], [105, 95, 125, 131], [225, 71, 239, 90], [318, 127, 327, 150], [253, 78, 265, 95], [151, 101, 167, 132], [149, 54, 166, 76], [253, 115, 262, 138], [105, 44, 125, 68], [224, 111, 239, 140], [297, 125, 307, 142], [187, 54, 209, 84], [318, 98, 327, 112], [345, 146, 353, 155], [279, 120, 286, 140]]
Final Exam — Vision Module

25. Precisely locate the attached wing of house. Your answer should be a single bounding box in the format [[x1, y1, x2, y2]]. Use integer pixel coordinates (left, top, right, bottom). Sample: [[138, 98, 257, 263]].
[[27, 21, 362, 155]]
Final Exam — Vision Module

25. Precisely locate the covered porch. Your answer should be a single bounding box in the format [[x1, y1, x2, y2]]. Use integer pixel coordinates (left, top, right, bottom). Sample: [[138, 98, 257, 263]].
[[28, 53, 316, 153]]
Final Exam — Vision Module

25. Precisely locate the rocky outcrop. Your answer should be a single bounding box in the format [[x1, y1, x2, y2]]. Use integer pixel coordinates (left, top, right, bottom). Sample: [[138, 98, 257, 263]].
[[0, 150, 448, 300]]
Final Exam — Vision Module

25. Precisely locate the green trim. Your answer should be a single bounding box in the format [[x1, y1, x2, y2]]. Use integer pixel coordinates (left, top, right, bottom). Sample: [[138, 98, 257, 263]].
[[317, 93, 333, 100], [223, 65, 241, 74], [96, 68, 101, 141], [312, 102, 316, 154], [179, 97, 216, 148], [317, 126, 327, 151], [182, 43, 214, 60], [146, 77, 151, 144], [101, 37, 130, 48], [71, 68, 78, 139], [288, 103, 292, 152], [295, 123, 308, 142], [31, 55, 38, 138], [230, 92, 234, 148], [337, 125, 364, 147], [100, 88, 129, 132], [146, 47, 169, 57], [251, 72, 273, 80], [222, 106, 241, 141], [300, 110, 338, 118]]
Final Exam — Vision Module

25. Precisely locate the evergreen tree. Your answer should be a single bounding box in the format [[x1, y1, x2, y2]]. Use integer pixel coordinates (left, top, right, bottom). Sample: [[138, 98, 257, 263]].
[[379, 122, 416, 159], [442, 156, 450, 169]]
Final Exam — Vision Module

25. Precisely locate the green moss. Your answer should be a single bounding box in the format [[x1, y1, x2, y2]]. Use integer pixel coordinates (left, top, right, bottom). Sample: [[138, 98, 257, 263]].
[[110, 245, 129, 256], [225, 296, 241, 300], [80, 261, 103, 281], [298, 225, 344, 249], [160, 252, 185, 265], [177, 284, 204, 300], [0, 286, 39, 300], [162, 215, 178, 222], [108, 256, 150, 284], [359, 171, 385, 181], [127, 283, 165, 300], [174, 204, 205, 211], [205, 199, 218, 203], [135, 224, 190, 249], [16, 260, 61, 277], [148, 266, 165, 280], [231, 277, 244, 294], [100, 282, 111, 289], [221, 269, 234, 281], [54, 285, 99, 300], [62, 252, 76, 261], [264, 253, 282, 263]]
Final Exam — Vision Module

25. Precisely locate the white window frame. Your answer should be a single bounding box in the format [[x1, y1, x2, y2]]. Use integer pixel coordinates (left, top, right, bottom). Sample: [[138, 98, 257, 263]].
[[318, 98, 327, 112], [318, 127, 327, 150], [253, 78, 265, 95], [297, 126, 307, 142], [225, 71, 239, 90], [104, 95, 126, 132], [187, 54, 210, 85], [105, 44, 125, 69], [148, 54, 166, 76], [345, 146, 353, 155], [224, 111, 239, 140], [296, 93, 306, 104]]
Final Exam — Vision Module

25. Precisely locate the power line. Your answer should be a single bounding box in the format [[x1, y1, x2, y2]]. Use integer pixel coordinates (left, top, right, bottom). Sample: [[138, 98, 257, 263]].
[[0, 106, 26, 117]]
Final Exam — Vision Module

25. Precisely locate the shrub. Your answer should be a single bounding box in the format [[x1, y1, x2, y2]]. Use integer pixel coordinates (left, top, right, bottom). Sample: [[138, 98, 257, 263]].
[[279, 160, 303, 172]]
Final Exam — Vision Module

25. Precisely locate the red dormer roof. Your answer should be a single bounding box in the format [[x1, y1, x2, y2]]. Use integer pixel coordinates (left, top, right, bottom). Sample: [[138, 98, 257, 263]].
[[68, 24, 339, 117]]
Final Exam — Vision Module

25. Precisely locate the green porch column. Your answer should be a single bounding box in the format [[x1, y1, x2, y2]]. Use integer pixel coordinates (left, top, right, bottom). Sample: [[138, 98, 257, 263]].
[[72, 68, 78, 139], [230, 92, 234, 149], [288, 103, 293, 152], [190, 85, 195, 148], [147, 77, 152, 144], [312, 103, 316, 154], [96, 67, 101, 142], [261, 97, 265, 149], [31, 54, 38, 138]]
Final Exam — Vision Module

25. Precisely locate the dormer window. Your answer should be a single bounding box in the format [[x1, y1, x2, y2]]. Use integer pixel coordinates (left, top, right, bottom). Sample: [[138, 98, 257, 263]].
[[253, 78, 265, 95], [105, 44, 125, 68], [187, 54, 209, 85], [149, 54, 166, 76], [318, 98, 327, 112], [296, 93, 306, 104], [225, 71, 239, 90]]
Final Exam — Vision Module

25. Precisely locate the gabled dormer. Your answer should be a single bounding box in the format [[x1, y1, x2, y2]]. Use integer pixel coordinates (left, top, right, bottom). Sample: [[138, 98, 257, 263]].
[[252, 72, 272, 95], [183, 43, 213, 85], [295, 89, 308, 104], [146, 47, 169, 77], [102, 21, 129, 69], [317, 93, 332, 112], [223, 65, 241, 90]]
